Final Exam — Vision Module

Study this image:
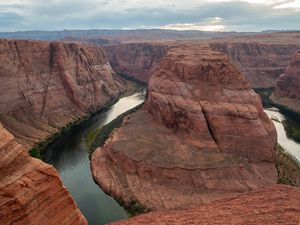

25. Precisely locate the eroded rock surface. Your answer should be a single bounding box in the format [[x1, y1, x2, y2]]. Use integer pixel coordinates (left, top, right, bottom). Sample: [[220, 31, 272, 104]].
[[0, 39, 125, 147], [104, 43, 169, 82], [271, 50, 300, 112], [92, 44, 277, 211], [0, 123, 87, 225], [111, 185, 300, 225], [210, 42, 297, 88]]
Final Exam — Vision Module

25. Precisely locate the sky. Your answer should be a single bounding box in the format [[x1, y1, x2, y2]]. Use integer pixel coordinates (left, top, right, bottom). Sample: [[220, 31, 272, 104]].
[[0, 0, 299, 32]]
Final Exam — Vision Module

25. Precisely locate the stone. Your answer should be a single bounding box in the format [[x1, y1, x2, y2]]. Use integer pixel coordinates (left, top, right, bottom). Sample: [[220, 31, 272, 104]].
[[0, 123, 87, 225]]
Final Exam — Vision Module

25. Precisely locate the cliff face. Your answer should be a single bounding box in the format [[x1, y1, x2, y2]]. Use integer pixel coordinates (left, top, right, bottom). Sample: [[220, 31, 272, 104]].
[[111, 184, 300, 225], [271, 50, 300, 112], [103, 43, 169, 82], [0, 39, 126, 147], [0, 123, 87, 225], [91, 44, 277, 211], [210, 42, 296, 88]]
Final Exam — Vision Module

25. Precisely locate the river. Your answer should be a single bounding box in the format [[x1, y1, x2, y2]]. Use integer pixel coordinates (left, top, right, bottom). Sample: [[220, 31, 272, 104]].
[[264, 107, 300, 161], [42, 90, 300, 225], [43, 91, 145, 225]]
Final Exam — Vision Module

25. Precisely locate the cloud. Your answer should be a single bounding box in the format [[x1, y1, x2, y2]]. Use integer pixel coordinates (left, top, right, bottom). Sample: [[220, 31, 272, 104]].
[[0, 0, 299, 32]]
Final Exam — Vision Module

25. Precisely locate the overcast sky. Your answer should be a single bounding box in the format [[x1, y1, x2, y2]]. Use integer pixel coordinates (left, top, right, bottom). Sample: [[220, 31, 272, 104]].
[[0, 0, 299, 32]]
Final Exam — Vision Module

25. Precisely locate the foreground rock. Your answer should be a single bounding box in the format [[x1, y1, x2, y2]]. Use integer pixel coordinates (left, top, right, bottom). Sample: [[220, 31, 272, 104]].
[[104, 43, 169, 82], [271, 50, 300, 112], [210, 42, 297, 88], [111, 184, 300, 225], [92, 44, 277, 211], [0, 39, 125, 148], [0, 123, 87, 225]]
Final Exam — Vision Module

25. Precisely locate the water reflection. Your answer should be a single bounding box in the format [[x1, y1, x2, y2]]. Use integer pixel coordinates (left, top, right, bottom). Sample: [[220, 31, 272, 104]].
[[264, 107, 300, 161], [43, 90, 145, 225]]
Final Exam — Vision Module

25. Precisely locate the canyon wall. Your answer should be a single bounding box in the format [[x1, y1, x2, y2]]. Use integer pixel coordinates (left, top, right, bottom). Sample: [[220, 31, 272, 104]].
[[210, 42, 297, 88], [111, 184, 300, 225], [92, 44, 277, 211], [0, 123, 87, 225], [271, 50, 300, 112], [0, 39, 126, 148], [103, 43, 169, 82]]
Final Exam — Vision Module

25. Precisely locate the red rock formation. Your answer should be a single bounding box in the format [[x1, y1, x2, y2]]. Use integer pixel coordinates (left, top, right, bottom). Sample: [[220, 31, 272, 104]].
[[210, 42, 296, 88], [271, 50, 300, 112], [0, 123, 87, 225], [104, 43, 169, 82], [0, 39, 126, 148], [111, 184, 300, 225], [91, 44, 277, 211]]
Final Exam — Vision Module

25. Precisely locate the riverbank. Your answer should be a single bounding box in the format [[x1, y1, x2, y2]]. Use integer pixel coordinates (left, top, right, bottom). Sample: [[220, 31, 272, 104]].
[[275, 144, 300, 186], [30, 74, 145, 159], [254, 87, 300, 144], [86, 103, 144, 155]]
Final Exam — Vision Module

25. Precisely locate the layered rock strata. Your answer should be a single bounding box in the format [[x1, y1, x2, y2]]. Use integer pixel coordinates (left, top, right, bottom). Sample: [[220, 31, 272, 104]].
[[92, 44, 278, 211], [0, 123, 87, 225], [210, 42, 297, 88], [111, 185, 300, 225], [104, 43, 169, 82], [271, 50, 300, 112], [0, 39, 125, 148]]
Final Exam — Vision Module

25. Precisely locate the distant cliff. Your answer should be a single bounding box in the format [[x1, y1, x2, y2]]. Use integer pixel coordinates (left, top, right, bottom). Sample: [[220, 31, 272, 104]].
[[0, 39, 126, 147], [104, 43, 169, 82], [271, 50, 300, 112], [210, 42, 296, 88]]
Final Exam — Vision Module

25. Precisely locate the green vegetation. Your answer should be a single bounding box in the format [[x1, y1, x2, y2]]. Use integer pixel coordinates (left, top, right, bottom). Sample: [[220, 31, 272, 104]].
[[116, 199, 151, 217], [87, 103, 144, 156], [29, 117, 90, 159], [283, 119, 300, 143], [275, 144, 300, 186]]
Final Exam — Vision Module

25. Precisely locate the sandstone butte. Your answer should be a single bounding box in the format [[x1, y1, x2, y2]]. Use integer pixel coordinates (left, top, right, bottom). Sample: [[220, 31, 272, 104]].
[[0, 39, 126, 148], [0, 123, 87, 225], [271, 50, 300, 112], [91, 44, 278, 211], [111, 184, 300, 225]]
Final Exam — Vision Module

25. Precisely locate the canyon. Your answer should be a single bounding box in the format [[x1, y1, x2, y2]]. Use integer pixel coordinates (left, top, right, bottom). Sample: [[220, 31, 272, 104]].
[[0, 31, 300, 225], [271, 50, 300, 112], [91, 44, 278, 211], [0, 39, 126, 148], [0, 123, 87, 225]]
